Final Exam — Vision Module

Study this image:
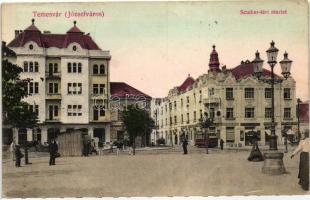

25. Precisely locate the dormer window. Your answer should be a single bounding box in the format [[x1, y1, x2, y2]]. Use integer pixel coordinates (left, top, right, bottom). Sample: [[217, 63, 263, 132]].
[[29, 44, 33, 50], [72, 45, 77, 51]]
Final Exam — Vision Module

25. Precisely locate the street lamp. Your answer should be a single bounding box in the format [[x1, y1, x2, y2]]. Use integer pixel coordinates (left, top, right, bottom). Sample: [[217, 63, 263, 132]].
[[252, 41, 292, 175]]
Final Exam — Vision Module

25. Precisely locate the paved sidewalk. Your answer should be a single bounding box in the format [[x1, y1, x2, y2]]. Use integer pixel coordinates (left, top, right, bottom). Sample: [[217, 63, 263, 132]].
[[2, 150, 309, 197]]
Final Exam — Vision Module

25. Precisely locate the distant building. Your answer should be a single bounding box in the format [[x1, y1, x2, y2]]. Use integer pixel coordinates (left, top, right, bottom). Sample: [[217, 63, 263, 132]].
[[151, 45, 297, 147], [110, 82, 151, 145]]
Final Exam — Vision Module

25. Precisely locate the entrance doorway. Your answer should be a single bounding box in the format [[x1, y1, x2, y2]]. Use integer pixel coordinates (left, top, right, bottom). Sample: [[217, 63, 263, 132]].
[[94, 128, 105, 142], [18, 129, 27, 145]]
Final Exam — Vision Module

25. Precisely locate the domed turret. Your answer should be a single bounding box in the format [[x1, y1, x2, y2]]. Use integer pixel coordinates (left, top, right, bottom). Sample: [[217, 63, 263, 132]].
[[209, 45, 220, 72]]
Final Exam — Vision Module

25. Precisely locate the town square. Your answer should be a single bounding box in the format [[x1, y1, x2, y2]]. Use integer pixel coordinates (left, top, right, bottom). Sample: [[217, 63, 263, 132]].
[[1, 0, 309, 198]]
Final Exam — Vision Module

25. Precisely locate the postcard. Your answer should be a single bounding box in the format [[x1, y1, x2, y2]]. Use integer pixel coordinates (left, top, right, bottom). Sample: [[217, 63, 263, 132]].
[[1, 0, 309, 198]]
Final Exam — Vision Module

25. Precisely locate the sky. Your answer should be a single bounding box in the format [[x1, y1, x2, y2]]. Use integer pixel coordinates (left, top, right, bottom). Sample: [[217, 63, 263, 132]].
[[2, 0, 309, 100]]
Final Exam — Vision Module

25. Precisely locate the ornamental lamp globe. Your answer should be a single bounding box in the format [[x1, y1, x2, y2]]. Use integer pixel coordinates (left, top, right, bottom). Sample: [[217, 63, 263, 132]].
[[252, 50, 264, 78], [266, 40, 279, 64], [279, 51, 292, 79]]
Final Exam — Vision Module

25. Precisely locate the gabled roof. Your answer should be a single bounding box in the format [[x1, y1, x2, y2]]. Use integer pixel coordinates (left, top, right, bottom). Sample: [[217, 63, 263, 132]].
[[230, 60, 280, 80], [178, 76, 195, 92], [110, 82, 151, 99], [298, 103, 309, 123], [8, 19, 100, 50]]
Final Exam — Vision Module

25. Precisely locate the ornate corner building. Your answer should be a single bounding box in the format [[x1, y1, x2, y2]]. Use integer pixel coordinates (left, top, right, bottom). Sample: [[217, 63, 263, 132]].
[[3, 19, 151, 146], [151, 45, 297, 147]]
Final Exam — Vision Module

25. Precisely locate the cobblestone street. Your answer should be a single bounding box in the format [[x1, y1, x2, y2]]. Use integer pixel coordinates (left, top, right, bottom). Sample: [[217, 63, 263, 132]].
[[2, 148, 309, 198]]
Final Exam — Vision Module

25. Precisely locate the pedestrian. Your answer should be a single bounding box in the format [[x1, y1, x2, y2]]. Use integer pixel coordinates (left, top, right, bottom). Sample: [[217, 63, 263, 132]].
[[49, 139, 58, 166], [182, 137, 188, 154], [87, 140, 91, 155], [220, 139, 224, 150], [10, 140, 16, 161], [98, 140, 104, 156], [291, 130, 309, 191], [15, 145, 23, 167], [23, 141, 32, 165], [116, 141, 123, 156]]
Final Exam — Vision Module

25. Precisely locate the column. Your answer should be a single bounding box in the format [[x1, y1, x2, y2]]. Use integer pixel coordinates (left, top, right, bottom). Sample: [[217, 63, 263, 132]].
[[13, 128, 19, 144], [41, 127, 48, 144], [27, 128, 33, 141], [260, 126, 266, 146], [88, 127, 94, 138], [105, 125, 111, 143], [234, 126, 240, 146]]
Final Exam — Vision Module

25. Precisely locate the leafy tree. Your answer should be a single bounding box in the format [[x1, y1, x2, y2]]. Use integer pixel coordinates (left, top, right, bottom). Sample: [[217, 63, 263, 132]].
[[122, 104, 154, 155], [2, 43, 38, 130]]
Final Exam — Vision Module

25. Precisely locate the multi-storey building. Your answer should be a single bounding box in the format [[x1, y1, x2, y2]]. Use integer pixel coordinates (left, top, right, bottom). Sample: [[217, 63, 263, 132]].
[[7, 19, 111, 145], [151, 45, 297, 147]]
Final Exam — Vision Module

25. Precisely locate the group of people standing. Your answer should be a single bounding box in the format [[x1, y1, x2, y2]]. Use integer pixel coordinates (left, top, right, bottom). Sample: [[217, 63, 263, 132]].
[[10, 139, 59, 167]]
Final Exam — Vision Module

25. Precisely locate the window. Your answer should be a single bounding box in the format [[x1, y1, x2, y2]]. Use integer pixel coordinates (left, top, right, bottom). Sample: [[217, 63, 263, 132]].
[[23, 62, 28, 72], [284, 108, 291, 119], [29, 62, 34, 72], [67, 105, 82, 116], [68, 63, 72, 73], [29, 44, 33, 50], [193, 111, 197, 121], [226, 127, 235, 143], [99, 84, 105, 94], [93, 64, 98, 74], [165, 118, 167, 126], [226, 88, 234, 100], [210, 108, 215, 119], [245, 107, 255, 118], [169, 117, 172, 125], [68, 82, 82, 95], [34, 62, 39, 72], [72, 45, 77, 51], [226, 108, 234, 119], [54, 64, 58, 73], [100, 64, 105, 74], [265, 108, 272, 118], [265, 88, 272, 99], [174, 101, 177, 109], [73, 63, 77, 73], [169, 103, 172, 110], [28, 82, 39, 94], [54, 105, 59, 117], [200, 109, 203, 119], [209, 88, 214, 96], [186, 113, 189, 123], [174, 116, 177, 124], [181, 114, 184, 123], [284, 88, 291, 99], [48, 83, 58, 94], [78, 63, 82, 73], [245, 88, 254, 99], [187, 96, 189, 103]]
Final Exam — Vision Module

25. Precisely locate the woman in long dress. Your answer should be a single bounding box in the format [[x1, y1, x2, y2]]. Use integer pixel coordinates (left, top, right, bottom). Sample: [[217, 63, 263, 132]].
[[291, 130, 309, 191]]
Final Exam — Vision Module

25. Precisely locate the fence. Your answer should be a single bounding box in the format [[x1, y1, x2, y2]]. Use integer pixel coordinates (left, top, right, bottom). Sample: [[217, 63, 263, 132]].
[[58, 131, 84, 157]]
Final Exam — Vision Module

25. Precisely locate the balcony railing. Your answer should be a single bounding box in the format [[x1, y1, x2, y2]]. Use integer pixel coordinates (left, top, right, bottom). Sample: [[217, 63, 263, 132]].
[[46, 93, 61, 99], [45, 72, 61, 78]]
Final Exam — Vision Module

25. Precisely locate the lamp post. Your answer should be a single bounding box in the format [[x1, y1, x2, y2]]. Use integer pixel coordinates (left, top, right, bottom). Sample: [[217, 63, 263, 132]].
[[252, 41, 292, 175]]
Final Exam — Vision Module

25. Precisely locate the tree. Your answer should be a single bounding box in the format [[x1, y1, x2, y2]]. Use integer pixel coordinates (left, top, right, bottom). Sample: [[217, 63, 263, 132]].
[[2, 43, 38, 130], [122, 105, 154, 155]]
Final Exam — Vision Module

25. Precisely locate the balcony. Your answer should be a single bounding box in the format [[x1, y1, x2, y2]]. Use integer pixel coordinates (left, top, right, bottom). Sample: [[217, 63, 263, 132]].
[[45, 118, 60, 123], [91, 93, 107, 100], [45, 72, 61, 79], [203, 97, 221, 105], [46, 93, 61, 100]]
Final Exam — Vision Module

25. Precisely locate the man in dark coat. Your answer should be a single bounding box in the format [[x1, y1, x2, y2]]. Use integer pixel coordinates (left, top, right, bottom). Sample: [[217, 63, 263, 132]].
[[49, 139, 58, 165], [182, 137, 188, 155], [15, 145, 23, 167], [220, 139, 224, 150]]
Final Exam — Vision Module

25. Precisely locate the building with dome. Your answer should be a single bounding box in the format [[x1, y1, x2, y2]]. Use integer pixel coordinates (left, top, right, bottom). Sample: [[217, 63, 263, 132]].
[[151, 45, 297, 147]]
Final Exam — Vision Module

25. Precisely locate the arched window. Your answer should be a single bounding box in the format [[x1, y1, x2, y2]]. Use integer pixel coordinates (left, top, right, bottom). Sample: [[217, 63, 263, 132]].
[[78, 63, 82, 73], [68, 63, 72, 73], [23, 61, 28, 72], [73, 63, 77, 73], [99, 64, 105, 74], [54, 63, 58, 73], [29, 62, 34, 72], [34, 62, 39, 72], [93, 64, 98, 74]]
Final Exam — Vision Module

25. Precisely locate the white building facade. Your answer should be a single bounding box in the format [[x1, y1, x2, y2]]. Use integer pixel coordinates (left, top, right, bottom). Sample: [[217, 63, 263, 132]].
[[151, 45, 297, 147], [7, 20, 111, 145]]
